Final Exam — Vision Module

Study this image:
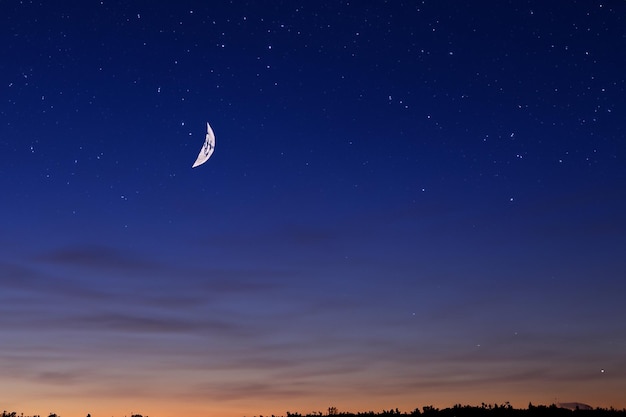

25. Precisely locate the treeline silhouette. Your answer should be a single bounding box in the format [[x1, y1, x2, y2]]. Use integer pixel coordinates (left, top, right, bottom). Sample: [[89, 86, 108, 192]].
[[258, 404, 626, 417], [3, 404, 626, 417]]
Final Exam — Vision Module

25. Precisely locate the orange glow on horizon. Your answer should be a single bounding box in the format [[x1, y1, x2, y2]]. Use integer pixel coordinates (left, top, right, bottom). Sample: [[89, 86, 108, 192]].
[[5, 380, 626, 417]]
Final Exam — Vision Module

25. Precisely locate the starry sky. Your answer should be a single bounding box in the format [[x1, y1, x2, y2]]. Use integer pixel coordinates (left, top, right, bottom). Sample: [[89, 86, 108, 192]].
[[1, 1, 626, 417]]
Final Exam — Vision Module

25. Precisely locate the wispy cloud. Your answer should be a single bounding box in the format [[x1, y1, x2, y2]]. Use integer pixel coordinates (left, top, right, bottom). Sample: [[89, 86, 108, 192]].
[[35, 244, 164, 272]]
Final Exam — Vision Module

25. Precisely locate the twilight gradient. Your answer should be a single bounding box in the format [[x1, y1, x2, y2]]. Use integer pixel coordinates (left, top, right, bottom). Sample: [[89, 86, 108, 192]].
[[1, 1, 625, 417]]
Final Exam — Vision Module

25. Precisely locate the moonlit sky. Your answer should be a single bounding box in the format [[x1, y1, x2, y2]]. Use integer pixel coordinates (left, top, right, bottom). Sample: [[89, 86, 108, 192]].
[[1, 1, 626, 416]]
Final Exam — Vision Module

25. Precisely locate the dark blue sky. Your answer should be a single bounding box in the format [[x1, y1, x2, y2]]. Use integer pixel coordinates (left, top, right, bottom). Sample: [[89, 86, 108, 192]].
[[1, 1, 625, 417]]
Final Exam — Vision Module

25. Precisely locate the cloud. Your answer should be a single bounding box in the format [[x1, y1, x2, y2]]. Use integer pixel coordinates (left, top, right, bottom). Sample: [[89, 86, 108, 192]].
[[0, 261, 111, 306], [0, 262, 44, 287], [35, 243, 286, 291], [188, 380, 314, 401], [0, 243, 292, 328], [36, 244, 159, 271], [36, 370, 86, 385]]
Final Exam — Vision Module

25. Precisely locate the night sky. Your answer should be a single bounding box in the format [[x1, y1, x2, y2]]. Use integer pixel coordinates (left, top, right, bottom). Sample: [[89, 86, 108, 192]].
[[2, 1, 626, 417]]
